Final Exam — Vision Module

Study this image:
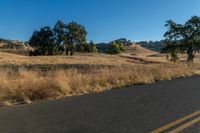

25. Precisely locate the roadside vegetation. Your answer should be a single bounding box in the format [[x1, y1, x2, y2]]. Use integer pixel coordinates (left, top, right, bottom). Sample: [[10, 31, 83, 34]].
[[1, 16, 200, 106], [0, 63, 197, 106], [163, 16, 200, 63]]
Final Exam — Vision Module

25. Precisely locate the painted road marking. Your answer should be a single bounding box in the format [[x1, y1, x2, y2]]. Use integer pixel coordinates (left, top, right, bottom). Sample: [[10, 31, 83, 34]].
[[169, 116, 200, 133], [151, 110, 200, 133]]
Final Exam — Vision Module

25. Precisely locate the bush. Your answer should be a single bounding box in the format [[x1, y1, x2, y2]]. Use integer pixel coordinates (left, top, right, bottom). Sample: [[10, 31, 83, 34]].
[[76, 41, 98, 53], [86, 41, 98, 53], [107, 41, 125, 54]]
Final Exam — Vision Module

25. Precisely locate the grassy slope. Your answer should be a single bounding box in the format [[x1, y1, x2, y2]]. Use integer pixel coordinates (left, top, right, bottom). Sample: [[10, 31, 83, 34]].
[[0, 44, 199, 106]]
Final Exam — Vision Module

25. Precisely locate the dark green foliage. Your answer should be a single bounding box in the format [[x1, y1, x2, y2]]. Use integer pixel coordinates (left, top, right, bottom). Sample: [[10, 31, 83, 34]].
[[115, 38, 132, 46], [87, 41, 98, 53], [76, 41, 98, 53], [96, 43, 110, 53], [29, 26, 58, 55], [53, 20, 66, 46], [107, 41, 125, 54], [163, 16, 200, 62], [76, 43, 85, 53], [170, 51, 179, 62], [138, 40, 164, 52], [96, 38, 131, 53], [53, 20, 68, 55], [29, 20, 88, 56], [66, 21, 87, 55]]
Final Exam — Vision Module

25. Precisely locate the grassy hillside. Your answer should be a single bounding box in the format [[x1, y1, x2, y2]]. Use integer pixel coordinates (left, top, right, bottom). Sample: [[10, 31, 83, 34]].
[[0, 44, 166, 66], [0, 44, 199, 106]]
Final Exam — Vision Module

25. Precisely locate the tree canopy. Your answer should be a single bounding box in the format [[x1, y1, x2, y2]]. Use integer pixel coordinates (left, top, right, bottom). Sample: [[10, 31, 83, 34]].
[[107, 41, 125, 54], [29, 26, 57, 55], [29, 20, 95, 56], [163, 16, 200, 62], [66, 21, 87, 55]]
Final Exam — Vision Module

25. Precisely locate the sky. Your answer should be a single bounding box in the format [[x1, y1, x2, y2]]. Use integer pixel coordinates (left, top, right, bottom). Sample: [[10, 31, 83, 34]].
[[0, 0, 200, 43]]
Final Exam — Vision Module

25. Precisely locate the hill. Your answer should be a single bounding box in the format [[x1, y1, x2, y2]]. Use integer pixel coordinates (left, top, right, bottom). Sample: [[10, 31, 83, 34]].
[[96, 38, 132, 53], [137, 40, 164, 52], [122, 44, 166, 64], [0, 41, 198, 106], [0, 43, 167, 72], [0, 38, 33, 55]]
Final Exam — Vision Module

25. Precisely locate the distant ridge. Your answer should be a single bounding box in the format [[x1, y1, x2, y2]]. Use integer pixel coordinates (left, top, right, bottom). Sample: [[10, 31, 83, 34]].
[[96, 38, 132, 53], [137, 40, 164, 52]]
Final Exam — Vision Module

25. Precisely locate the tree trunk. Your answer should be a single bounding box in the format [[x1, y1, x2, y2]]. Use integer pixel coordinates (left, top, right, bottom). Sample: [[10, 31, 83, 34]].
[[65, 49, 69, 56], [65, 45, 69, 56], [69, 44, 75, 56], [187, 51, 194, 63], [70, 48, 74, 56]]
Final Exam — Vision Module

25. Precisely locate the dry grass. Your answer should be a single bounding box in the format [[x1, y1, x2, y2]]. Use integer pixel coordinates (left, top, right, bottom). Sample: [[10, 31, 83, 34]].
[[0, 52, 135, 66], [0, 44, 167, 66], [0, 63, 196, 106], [0, 45, 200, 106]]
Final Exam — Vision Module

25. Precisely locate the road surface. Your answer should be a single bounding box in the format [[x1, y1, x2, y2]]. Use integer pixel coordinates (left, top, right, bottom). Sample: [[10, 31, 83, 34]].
[[1, 76, 200, 133]]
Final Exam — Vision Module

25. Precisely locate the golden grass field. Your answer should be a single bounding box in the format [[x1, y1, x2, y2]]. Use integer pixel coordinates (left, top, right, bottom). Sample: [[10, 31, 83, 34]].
[[0, 44, 199, 106]]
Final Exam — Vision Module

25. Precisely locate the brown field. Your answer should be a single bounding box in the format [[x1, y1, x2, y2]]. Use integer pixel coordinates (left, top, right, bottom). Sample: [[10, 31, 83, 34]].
[[0, 44, 200, 106]]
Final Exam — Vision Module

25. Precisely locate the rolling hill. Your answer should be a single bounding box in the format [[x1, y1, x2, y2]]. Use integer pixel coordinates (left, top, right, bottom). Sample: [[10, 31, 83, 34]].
[[0, 38, 32, 55]]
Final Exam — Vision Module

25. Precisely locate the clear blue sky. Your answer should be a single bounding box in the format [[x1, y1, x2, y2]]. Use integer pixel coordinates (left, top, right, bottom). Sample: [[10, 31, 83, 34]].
[[0, 0, 200, 43]]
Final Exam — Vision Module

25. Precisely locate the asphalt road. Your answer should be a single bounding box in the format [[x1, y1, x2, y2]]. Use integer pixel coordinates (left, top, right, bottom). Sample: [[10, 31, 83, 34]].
[[1, 76, 200, 133]]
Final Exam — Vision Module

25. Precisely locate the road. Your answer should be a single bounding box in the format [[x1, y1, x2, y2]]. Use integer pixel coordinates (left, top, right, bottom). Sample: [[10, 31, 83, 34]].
[[1, 76, 200, 133]]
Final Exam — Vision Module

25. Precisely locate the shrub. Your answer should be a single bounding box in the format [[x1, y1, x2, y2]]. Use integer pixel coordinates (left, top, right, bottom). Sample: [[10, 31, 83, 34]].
[[107, 41, 125, 54]]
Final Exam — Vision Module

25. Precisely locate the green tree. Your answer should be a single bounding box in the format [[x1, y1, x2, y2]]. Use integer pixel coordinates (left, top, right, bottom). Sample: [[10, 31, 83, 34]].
[[88, 41, 98, 53], [86, 41, 98, 53], [163, 39, 179, 62], [76, 43, 86, 53], [107, 41, 125, 54], [29, 26, 57, 55], [53, 20, 68, 55], [76, 41, 98, 53], [29, 20, 88, 56], [163, 16, 200, 62], [170, 51, 179, 62], [66, 21, 87, 55]]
